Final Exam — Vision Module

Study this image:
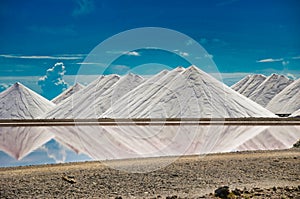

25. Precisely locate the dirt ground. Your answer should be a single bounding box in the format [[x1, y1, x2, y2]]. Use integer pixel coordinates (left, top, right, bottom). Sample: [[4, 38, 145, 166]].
[[0, 149, 299, 198]]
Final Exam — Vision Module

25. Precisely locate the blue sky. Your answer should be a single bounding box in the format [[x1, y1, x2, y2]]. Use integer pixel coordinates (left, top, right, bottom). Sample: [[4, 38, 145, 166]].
[[0, 0, 300, 98]]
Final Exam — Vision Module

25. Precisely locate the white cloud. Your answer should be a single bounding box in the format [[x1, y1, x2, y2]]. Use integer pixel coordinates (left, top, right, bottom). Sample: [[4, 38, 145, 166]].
[[286, 73, 296, 80], [292, 56, 300, 60], [180, 52, 189, 57], [73, 0, 95, 16], [123, 51, 140, 56], [0, 83, 10, 93], [216, 72, 253, 86], [76, 62, 106, 66], [282, 60, 289, 66], [199, 38, 208, 45], [174, 50, 189, 57], [185, 39, 195, 46], [40, 141, 67, 163], [256, 58, 284, 63], [113, 65, 131, 72], [38, 62, 68, 99], [0, 54, 83, 60], [204, 54, 213, 59], [106, 50, 141, 56]]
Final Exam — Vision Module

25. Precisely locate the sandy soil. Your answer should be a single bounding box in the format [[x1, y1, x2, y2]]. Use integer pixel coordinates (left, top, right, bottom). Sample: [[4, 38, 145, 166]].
[[0, 149, 299, 198]]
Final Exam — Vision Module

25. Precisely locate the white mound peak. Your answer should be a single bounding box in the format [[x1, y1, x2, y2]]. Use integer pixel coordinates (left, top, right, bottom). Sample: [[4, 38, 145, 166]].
[[0, 82, 55, 119], [231, 74, 266, 97], [267, 78, 300, 114], [248, 74, 293, 107], [102, 66, 276, 118], [78, 73, 144, 118], [51, 83, 85, 104], [44, 74, 120, 119]]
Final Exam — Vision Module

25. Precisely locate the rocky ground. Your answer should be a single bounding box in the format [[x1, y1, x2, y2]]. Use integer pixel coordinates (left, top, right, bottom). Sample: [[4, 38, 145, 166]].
[[0, 149, 299, 198]]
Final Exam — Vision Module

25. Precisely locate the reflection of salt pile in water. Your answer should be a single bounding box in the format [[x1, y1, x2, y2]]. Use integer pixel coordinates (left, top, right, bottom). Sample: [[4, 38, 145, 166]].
[[267, 78, 300, 114], [0, 127, 54, 160], [102, 66, 276, 118], [235, 126, 300, 151], [0, 82, 55, 119], [51, 83, 84, 104], [1, 124, 299, 163], [50, 125, 300, 162]]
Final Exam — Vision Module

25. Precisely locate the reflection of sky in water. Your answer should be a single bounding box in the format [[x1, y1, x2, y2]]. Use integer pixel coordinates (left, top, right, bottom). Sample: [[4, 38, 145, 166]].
[[0, 139, 90, 167], [0, 125, 299, 168]]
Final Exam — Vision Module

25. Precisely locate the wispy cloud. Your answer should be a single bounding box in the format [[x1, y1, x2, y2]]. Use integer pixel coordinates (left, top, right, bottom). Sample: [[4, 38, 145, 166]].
[[76, 62, 106, 66], [198, 37, 226, 46], [0, 54, 84, 60], [174, 50, 189, 57], [0, 83, 10, 92], [113, 65, 131, 71], [185, 39, 195, 46], [199, 38, 208, 45], [253, 68, 300, 79], [256, 58, 284, 63], [292, 56, 300, 60], [73, 0, 95, 16], [123, 51, 140, 56], [106, 50, 141, 56], [282, 60, 289, 66], [286, 73, 296, 80]]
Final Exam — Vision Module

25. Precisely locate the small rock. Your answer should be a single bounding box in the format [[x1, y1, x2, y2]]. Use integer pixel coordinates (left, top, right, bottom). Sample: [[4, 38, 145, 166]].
[[214, 186, 230, 198], [253, 187, 263, 192], [62, 175, 76, 184], [232, 188, 242, 196], [166, 196, 177, 199]]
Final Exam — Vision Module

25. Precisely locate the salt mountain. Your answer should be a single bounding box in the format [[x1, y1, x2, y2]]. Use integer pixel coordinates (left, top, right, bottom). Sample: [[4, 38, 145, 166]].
[[102, 66, 276, 118], [44, 74, 120, 119], [0, 82, 55, 119], [45, 73, 144, 119], [232, 74, 293, 107], [266, 78, 300, 114], [77, 73, 144, 118], [231, 74, 266, 98], [51, 83, 84, 104]]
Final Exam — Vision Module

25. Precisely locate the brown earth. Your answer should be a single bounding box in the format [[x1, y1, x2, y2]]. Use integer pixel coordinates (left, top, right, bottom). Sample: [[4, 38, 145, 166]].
[[0, 149, 299, 198]]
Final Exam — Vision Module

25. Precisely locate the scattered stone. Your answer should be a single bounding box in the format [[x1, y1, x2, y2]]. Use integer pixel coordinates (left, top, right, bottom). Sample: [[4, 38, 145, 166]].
[[166, 195, 177, 199], [253, 187, 263, 192], [232, 188, 242, 196], [214, 186, 229, 198], [293, 139, 300, 148], [62, 175, 76, 184]]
